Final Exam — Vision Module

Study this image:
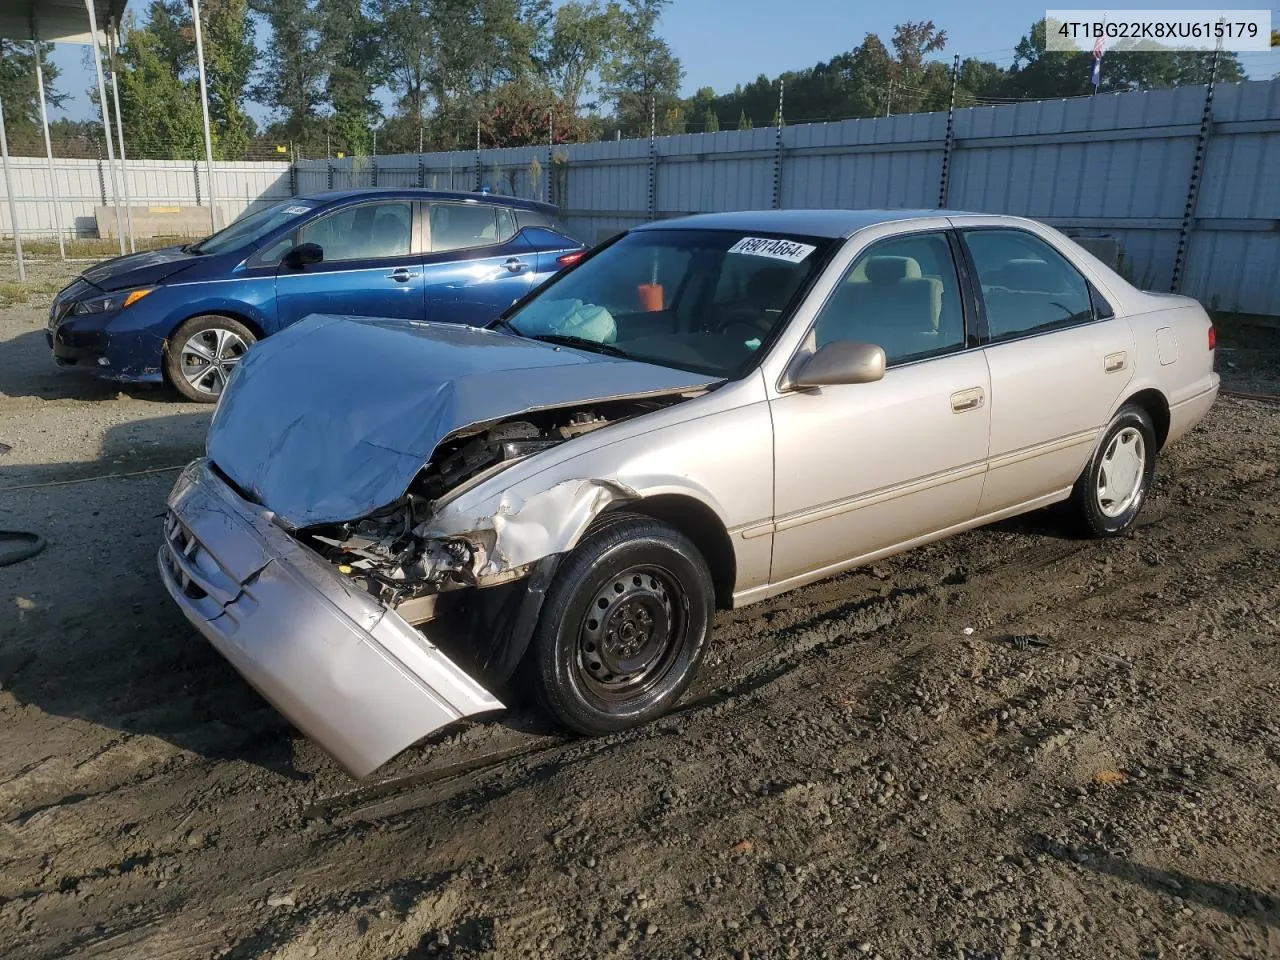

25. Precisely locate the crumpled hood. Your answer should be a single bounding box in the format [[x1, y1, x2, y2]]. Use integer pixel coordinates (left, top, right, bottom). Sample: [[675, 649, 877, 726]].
[[207, 315, 717, 528], [79, 245, 201, 291]]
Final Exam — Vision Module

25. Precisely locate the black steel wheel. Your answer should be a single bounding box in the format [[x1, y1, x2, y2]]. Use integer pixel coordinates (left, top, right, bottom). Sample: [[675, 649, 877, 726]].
[[530, 514, 714, 735]]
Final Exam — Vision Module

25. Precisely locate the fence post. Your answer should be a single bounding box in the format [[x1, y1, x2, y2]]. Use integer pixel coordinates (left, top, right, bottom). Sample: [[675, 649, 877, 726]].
[[326, 158, 334, 190], [938, 54, 960, 208], [371, 153, 378, 188], [289, 161, 297, 197], [417, 153, 425, 188], [647, 98, 657, 220], [97, 143, 108, 207], [193, 159, 202, 207], [772, 81, 784, 208], [474, 119, 483, 191], [1170, 48, 1220, 294]]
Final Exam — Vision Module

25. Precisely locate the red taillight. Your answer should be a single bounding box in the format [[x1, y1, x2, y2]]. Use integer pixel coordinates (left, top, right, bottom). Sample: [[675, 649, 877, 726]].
[[557, 250, 586, 267], [1208, 324, 1216, 351]]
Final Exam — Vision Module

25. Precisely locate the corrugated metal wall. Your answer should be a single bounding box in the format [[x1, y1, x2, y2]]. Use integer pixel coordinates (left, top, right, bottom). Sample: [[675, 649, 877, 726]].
[[299, 80, 1279, 312], [0, 158, 291, 239], [4, 79, 1277, 313]]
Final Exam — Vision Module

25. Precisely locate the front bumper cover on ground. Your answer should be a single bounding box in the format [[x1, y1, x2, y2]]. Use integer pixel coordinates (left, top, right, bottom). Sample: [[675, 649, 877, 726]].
[[158, 458, 503, 777]]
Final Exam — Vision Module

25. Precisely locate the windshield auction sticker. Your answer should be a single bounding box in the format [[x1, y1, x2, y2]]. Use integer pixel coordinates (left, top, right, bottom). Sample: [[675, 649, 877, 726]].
[[727, 237, 816, 262]]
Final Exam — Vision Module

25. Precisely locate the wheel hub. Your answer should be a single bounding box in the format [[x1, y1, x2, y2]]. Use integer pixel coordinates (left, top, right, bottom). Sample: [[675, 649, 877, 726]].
[[180, 327, 249, 397], [1096, 426, 1146, 518], [580, 569, 675, 690]]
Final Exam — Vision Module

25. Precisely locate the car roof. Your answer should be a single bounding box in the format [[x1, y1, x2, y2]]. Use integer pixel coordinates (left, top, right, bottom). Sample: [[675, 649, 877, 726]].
[[633, 208, 983, 239], [296, 188, 559, 215]]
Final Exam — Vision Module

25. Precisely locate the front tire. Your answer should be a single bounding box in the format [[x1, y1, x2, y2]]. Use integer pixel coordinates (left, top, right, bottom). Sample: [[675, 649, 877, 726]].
[[1068, 403, 1157, 538], [530, 515, 714, 736], [164, 315, 256, 403]]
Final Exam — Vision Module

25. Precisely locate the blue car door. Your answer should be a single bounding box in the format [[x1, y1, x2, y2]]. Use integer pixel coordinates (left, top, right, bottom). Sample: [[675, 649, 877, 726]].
[[422, 201, 538, 326], [519, 224, 587, 285], [274, 199, 424, 327]]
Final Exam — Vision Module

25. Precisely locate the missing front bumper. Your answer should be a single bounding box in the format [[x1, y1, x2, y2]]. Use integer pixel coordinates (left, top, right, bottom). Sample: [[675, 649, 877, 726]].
[[158, 459, 504, 777]]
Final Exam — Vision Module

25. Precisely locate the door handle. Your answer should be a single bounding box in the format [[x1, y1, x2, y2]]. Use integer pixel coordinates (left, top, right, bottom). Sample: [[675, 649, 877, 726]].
[[503, 257, 529, 273], [1104, 351, 1127, 373], [950, 386, 985, 413], [388, 268, 420, 282]]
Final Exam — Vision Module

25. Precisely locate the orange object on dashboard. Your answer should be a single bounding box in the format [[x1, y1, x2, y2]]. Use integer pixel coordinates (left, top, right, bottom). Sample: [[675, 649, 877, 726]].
[[637, 283, 664, 312]]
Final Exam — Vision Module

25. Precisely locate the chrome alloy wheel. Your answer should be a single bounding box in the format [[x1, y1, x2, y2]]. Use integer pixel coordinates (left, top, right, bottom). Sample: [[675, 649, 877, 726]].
[[178, 327, 249, 397]]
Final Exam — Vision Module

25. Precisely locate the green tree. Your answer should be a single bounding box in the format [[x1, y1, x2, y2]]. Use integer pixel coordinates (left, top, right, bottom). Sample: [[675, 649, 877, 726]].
[[370, 0, 435, 145], [737, 109, 752, 130], [601, 0, 683, 135], [956, 57, 1006, 104], [251, 0, 325, 152], [0, 40, 65, 152], [547, 1, 620, 115], [702, 108, 719, 132], [203, 0, 256, 158], [117, 13, 207, 159], [318, 0, 379, 156], [879, 20, 948, 113]]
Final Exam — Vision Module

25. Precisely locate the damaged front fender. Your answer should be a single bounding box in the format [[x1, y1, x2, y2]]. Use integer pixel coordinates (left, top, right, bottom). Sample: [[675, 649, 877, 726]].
[[425, 477, 641, 578]]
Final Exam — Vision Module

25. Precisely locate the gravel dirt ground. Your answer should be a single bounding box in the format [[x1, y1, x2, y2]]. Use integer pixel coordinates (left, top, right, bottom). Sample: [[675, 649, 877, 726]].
[[1, 261, 1279, 960]]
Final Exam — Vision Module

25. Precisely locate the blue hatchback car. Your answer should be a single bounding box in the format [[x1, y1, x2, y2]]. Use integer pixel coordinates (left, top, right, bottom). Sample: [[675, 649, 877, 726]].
[[46, 189, 585, 401]]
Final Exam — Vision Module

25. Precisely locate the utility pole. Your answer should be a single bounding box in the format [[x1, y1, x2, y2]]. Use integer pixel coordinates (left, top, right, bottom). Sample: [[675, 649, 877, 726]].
[[32, 23, 67, 261], [107, 18, 135, 252], [189, 0, 218, 232], [85, 0, 126, 253]]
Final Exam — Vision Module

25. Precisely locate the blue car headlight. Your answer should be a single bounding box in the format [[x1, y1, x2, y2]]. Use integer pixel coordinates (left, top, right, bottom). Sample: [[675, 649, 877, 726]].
[[72, 287, 155, 315]]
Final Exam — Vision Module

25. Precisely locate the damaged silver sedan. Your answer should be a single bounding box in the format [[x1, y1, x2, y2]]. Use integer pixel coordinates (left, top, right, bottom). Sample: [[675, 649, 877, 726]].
[[160, 209, 1219, 777]]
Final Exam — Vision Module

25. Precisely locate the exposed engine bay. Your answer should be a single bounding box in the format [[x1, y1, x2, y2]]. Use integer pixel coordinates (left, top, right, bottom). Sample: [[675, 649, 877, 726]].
[[296, 397, 683, 621]]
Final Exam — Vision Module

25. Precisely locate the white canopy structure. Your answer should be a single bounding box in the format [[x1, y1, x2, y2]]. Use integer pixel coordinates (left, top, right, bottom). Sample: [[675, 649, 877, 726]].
[[1, 1, 219, 279]]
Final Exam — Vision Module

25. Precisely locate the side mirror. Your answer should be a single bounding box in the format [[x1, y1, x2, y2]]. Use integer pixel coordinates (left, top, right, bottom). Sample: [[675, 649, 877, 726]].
[[281, 242, 323, 269], [792, 340, 886, 388]]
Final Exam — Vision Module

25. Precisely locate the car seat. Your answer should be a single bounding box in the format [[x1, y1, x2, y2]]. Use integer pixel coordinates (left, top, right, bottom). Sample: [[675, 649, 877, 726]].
[[817, 256, 942, 360]]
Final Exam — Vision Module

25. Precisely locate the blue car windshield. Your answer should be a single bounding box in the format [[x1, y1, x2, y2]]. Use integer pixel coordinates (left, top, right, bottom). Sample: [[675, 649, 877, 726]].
[[189, 200, 319, 255], [499, 229, 832, 378]]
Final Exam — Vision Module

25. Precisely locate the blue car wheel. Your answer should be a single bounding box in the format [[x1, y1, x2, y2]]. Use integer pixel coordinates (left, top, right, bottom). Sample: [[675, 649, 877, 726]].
[[164, 314, 257, 403]]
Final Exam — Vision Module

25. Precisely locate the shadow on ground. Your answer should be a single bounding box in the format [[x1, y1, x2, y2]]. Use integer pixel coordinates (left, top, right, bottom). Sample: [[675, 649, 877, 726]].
[[1, 412, 307, 777], [1033, 836, 1280, 928], [0, 328, 179, 403]]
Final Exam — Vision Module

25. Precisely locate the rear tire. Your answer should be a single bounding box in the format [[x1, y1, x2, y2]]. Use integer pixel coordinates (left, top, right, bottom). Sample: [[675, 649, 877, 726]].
[[530, 515, 714, 736], [1067, 403, 1157, 538], [164, 315, 256, 403]]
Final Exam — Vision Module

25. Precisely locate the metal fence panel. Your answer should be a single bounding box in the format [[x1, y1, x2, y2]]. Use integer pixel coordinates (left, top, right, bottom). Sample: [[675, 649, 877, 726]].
[[4, 79, 1279, 314], [0, 157, 291, 240]]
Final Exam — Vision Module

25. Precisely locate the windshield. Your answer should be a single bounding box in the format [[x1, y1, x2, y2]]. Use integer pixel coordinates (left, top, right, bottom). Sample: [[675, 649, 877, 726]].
[[189, 200, 319, 255], [499, 229, 831, 377]]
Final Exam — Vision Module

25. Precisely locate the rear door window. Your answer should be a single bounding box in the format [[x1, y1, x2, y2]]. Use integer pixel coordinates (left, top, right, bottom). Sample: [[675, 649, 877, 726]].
[[428, 202, 500, 252], [962, 229, 1095, 342]]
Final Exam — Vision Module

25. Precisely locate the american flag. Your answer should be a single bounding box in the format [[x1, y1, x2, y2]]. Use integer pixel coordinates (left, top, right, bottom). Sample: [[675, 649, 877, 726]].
[[1091, 33, 1105, 88]]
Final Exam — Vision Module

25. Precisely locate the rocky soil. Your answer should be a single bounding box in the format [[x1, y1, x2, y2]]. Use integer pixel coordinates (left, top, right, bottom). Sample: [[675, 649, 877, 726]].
[[1, 268, 1278, 959]]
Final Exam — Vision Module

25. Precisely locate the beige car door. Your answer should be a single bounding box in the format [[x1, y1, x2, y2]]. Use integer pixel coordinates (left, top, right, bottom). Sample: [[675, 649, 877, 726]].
[[767, 229, 992, 590], [958, 226, 1136, 514]]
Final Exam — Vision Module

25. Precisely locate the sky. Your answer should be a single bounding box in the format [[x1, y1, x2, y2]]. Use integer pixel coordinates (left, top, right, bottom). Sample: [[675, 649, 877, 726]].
[[43, 0, 1280, 126]]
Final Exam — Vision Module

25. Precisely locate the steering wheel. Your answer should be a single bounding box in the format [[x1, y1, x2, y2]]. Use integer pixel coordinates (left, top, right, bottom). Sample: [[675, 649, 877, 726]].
[[711, 307, 773, 341]]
